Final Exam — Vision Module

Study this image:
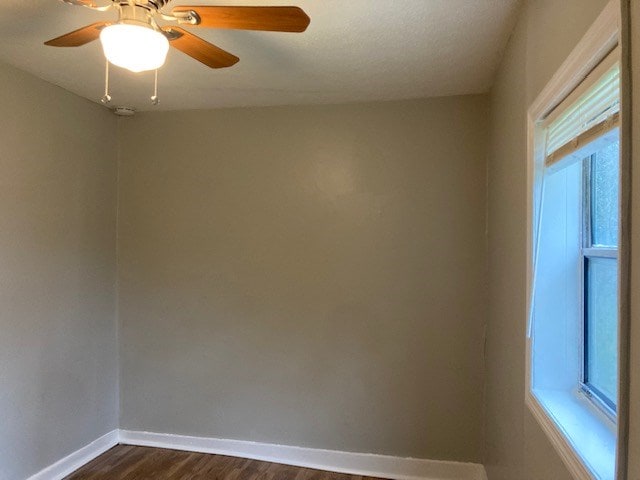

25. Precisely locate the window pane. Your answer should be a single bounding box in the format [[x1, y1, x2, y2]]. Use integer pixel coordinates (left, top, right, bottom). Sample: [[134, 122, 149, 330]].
[[591, 140, 619, 247], [586, 257, 618, 406]]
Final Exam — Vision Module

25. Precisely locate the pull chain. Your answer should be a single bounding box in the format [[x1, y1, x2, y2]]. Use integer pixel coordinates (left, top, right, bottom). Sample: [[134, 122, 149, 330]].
[[101, 59, 112, 104], [151, 69, 159, 106]]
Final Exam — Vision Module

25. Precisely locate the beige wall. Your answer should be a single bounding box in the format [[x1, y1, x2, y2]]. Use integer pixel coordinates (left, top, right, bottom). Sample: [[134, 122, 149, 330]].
[[117, 96, 488, 462], [0, 61, 119, 480], [484, 0, 611, 479]]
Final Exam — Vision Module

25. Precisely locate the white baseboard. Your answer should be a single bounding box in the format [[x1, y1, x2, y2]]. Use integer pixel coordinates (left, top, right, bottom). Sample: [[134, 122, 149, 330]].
[[26, 429, 119, 480], [119, 429, 486, 480], [24, 428, 487, 480]]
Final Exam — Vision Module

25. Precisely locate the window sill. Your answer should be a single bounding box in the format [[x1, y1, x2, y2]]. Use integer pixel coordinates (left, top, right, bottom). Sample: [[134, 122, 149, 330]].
[[527, 388, 616, 480]]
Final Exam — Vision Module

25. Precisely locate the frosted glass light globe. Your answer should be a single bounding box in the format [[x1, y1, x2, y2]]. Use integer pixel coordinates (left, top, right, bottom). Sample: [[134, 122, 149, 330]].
[[100, 24, 169, 73]]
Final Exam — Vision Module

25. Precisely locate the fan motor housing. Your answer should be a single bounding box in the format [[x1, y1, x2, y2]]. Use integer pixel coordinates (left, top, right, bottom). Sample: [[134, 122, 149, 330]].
[[116, 0, 170, 11], [143, 0, 169, 10]]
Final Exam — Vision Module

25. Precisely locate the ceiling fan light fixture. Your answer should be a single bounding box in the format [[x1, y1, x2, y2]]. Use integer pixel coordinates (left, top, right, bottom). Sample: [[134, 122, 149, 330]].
[[100, 24, 169, 73]]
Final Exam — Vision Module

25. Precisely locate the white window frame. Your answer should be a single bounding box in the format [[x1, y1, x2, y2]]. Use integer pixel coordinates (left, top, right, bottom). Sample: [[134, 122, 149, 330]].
[[525, 1, 625, 479], [580, 154, 619, 418]]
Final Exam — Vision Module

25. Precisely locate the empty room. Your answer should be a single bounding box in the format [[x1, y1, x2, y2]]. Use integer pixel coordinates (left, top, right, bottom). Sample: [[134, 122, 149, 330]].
[[1, 1, 639, 479]]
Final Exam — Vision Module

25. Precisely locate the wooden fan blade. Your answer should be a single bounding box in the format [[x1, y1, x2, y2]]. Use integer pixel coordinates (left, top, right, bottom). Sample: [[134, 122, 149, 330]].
[[163, 27, 239, 68], [172, 6, 310, 33], [62, 0, 97, 7], [44, 22, 109, 47]]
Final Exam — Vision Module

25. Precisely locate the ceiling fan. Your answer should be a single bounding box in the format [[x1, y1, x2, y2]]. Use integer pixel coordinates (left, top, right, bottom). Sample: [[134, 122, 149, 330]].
[[44, 0, 311, 73]]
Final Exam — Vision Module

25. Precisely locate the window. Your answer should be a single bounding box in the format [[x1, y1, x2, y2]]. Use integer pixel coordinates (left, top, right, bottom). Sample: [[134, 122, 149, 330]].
[[526, 22, 623, 479], [581, 142, 619, 415]]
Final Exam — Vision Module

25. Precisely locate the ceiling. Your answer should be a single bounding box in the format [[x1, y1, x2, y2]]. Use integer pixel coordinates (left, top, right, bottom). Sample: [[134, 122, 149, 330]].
[[0, 0, 521, 111]]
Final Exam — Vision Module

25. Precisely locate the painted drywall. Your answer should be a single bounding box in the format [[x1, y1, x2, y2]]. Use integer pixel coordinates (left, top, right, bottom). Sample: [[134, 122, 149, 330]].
[[117, 96, 488, 462], [0, 61, 119, 480], [484, 0, 611, 479]]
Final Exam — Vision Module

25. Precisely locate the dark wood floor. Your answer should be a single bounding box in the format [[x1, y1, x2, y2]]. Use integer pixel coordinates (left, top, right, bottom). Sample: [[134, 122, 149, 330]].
[[64, 445, 388, 480]]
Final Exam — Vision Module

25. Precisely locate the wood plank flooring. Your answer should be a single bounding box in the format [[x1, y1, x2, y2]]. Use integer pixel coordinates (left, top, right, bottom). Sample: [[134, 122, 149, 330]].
[[64, 445, 389, 480]]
